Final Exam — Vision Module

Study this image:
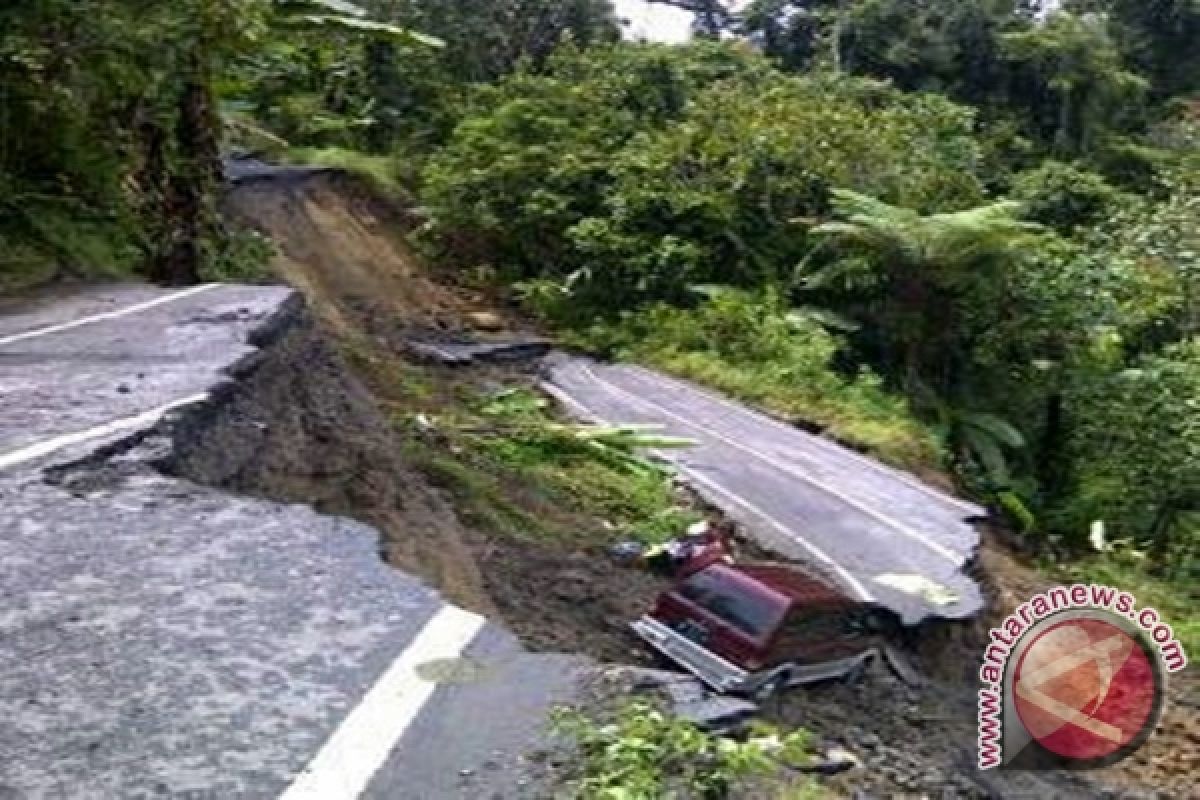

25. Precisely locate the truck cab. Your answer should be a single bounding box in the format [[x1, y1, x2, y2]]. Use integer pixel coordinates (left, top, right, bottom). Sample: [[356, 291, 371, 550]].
[[631, 562, 879, 698]]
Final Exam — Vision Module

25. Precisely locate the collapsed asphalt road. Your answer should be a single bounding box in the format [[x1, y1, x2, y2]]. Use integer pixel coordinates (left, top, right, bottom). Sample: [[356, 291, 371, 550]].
[[0, 285, 585, 799], [545, 357, 986, 625]]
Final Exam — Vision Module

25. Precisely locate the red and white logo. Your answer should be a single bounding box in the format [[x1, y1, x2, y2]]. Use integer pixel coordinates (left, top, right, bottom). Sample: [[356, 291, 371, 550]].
[[977, 584, 1186, 770], [1013, 617, 1156, 762]]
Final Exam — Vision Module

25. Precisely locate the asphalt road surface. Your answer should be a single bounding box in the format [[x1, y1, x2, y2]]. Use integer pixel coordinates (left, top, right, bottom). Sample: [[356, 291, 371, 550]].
[[0, 285, 584, 800], [545, 357, 986, 625]]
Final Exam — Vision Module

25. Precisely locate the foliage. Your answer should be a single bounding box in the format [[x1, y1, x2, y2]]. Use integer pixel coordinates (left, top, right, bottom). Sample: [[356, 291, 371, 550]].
[[472, 387, 694, 480], [1069, 0, 1200, 100], [1056, 341, 1200, 551], [422, 44, 988, 313], [0, 0, 438, 287], [420, 42, 776, 293], [554, 702, 819, 800], [1064, 545, 1199, 658], [1011, 160, 1128, 232], [404, 385, 701, 544], [577, 287, 942, 470], [808, 189, 1041, 395], [288, 146, 409, 197], [197, 228, 277, 283], [1001, 11, 1148, 157]]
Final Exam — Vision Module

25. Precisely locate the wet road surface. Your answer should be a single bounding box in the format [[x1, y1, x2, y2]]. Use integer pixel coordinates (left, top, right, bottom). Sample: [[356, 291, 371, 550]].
[[0, 285, 584, 799]]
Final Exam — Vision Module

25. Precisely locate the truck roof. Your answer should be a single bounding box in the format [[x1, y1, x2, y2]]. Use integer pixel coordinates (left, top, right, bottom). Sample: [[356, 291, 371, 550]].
[[730, 563, 856, 612]]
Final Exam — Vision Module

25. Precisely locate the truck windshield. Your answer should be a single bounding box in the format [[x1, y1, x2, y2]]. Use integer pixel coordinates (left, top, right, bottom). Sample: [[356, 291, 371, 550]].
[[678, 569, 784, 639]]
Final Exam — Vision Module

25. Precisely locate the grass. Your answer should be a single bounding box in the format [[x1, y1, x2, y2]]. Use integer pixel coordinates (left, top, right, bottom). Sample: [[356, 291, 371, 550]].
[[288, 147, 408, 199], [645, 348, 942, 472], [385, 379, 701, 546], [554, 701, 823, 799], [570, 291, 943, 473]]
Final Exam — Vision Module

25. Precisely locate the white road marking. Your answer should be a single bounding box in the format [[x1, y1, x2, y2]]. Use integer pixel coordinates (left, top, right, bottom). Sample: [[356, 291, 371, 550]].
[[619, 364, 983, 517], [578, 365, 964, 565], [0, 394, 208, 472], [680, 465, 875, 602], [0, 284, 221, 347], [540, 379, 875, 602], [279, 605, 486, 800]]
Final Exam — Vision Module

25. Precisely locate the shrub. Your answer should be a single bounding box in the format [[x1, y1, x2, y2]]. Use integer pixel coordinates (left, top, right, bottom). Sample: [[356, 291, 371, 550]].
[[578, 288, 942, 470], [1012, 161, 1127, 232]]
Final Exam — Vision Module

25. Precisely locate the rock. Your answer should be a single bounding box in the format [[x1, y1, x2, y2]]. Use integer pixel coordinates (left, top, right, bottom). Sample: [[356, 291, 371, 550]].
[[116, 384, 132, 394], [466, 311, 506, 332], [800, 746, 861, 776]]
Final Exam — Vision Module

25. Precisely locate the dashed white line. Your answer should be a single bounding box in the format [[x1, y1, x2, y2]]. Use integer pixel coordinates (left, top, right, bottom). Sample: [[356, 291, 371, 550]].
[[577, 365, 963, 564], [618, 364, 984, 517], [278, 605, 486, 800], [0, 284, 221, 347], [0, 393, 208, 472]]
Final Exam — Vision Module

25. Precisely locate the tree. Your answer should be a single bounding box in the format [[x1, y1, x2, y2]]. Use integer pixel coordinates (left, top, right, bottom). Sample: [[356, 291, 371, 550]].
[[808, 189, 1041, 393], [1002, 11, 1148, 156], [1069, 0, 1200, 100]]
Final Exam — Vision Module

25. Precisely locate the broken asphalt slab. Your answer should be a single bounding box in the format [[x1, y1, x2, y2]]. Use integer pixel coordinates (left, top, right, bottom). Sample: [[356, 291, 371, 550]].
[[544, 355, 986, 626], [0, 284, 588, 799]]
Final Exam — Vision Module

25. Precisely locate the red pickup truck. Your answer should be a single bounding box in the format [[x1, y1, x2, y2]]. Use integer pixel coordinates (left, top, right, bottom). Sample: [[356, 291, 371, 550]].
[[631, 562, 882, 699]]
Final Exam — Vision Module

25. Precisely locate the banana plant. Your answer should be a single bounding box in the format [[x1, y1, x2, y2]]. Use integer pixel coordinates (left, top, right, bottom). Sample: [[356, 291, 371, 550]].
[[274, 0, 444, 47]]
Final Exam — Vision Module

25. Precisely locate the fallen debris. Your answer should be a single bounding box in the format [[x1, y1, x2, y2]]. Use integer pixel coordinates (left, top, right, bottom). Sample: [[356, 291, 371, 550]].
[[405, 334, 552, 366], [619, 667, 759, 734]]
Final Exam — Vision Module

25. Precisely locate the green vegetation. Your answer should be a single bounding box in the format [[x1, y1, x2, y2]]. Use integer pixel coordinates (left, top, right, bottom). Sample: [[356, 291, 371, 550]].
[[403, 386, 701, 545], [554, 702, 821, 800], [576, 287, 940, 470], [1068, 550, 1200, 659], [287, 147, 409, 198], [0, 0, 440, 287], [408, 14, 1198, 592], [6, 0, 1197, 685]]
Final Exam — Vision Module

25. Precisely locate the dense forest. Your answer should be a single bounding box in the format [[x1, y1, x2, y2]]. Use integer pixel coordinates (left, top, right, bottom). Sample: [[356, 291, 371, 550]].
[[2, 1, 1196, 594]]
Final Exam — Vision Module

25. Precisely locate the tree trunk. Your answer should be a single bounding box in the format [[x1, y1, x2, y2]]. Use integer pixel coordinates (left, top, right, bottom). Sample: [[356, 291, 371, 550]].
[[151, 50, 223, 286], [1036, 390, 1066, 500], [1055, 85, 1073, 154]]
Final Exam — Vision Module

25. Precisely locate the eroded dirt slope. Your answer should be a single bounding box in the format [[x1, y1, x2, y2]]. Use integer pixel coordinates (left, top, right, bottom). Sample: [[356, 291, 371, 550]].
[[213, 172, 1194, 799]]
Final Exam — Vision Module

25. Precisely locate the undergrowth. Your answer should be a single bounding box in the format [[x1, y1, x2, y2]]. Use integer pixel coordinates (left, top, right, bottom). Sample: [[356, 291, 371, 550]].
[[554, 702, 822, 800], [288, 147, 408, 199], [400, 385, 702, 545], [571, 288, 942, 472], [1064, 553, 1199, 659]]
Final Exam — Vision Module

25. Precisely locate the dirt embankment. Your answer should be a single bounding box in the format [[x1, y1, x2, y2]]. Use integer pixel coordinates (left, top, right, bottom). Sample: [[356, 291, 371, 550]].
[[205, 172, 1192, 799], [181, 173, 666, 664]]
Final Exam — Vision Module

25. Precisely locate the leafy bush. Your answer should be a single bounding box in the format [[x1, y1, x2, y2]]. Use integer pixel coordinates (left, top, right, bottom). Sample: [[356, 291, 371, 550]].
[[554, 702, 819, 800], [1012, 161, 1127, 232], [579, 288, 942, 471], [406, 385, 701, 544], [421, 43, 987, 315], [1056, 340, 1200, 551]]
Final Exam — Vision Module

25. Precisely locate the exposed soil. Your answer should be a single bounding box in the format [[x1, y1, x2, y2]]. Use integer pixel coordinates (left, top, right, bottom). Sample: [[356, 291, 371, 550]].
[[203, 172, 1195, 799], [215, 173, 670, 665]]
